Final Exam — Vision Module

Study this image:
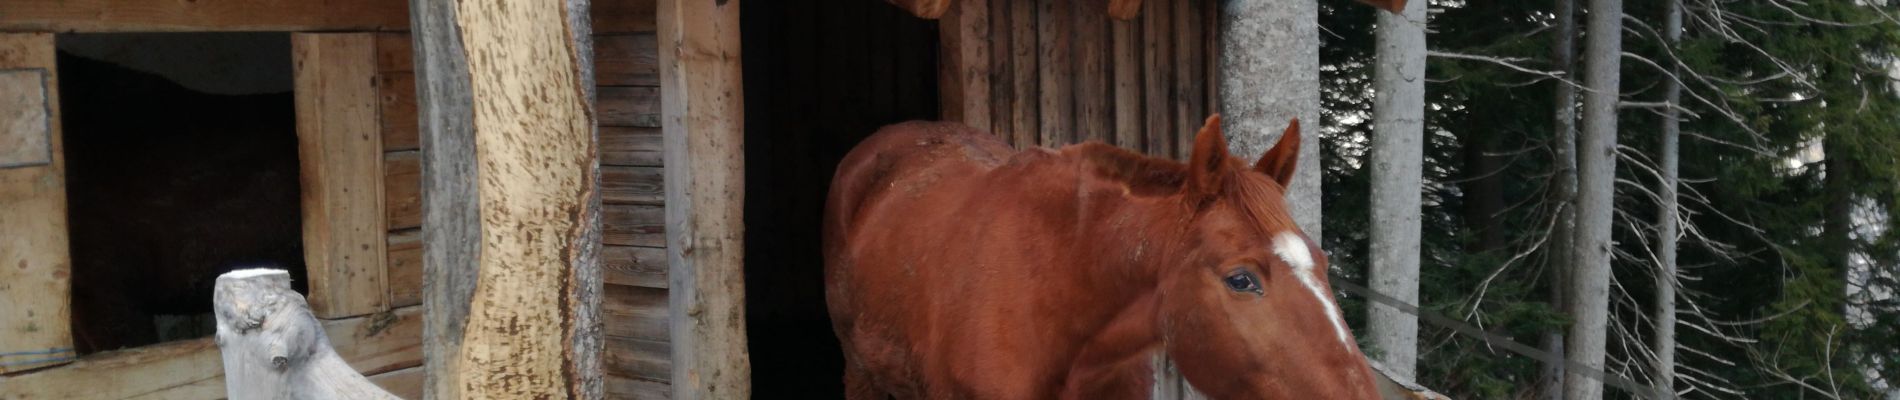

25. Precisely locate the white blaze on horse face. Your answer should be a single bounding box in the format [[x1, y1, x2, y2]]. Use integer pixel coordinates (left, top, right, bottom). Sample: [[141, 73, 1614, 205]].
[[1273, 232, 1353, 350]]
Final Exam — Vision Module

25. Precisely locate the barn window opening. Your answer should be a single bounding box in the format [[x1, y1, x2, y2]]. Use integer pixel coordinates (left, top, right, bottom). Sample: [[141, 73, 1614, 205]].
[[57, 33, 305, 355]]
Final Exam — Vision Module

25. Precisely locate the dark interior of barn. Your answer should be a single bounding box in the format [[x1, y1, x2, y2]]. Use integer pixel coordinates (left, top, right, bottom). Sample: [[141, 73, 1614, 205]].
[[741, 2, 942, 396], [57, 33, 308, 355]]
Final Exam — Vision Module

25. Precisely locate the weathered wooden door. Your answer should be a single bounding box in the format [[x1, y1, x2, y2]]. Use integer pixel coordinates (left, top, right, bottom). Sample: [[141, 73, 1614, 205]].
[[0, 32, 75, 374]]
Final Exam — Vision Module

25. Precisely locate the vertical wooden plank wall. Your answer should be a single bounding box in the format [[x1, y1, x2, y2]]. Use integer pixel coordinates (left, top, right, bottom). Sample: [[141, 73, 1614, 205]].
[[941, 0, 1218, 160], [593, 0, 674, 398], [0, 33, 75, 374]]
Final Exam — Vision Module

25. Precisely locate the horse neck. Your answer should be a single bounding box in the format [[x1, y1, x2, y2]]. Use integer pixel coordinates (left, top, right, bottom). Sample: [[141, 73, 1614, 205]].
[[1062, 183, 1195, 363]]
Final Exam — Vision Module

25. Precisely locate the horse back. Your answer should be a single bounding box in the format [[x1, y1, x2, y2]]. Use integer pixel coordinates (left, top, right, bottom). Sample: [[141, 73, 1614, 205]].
[[824, 121, 1070, 397]]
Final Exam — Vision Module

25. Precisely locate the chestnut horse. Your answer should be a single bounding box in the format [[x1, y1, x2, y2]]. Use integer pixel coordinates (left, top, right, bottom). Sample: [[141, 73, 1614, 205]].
[[824, 115, 1380, 399]]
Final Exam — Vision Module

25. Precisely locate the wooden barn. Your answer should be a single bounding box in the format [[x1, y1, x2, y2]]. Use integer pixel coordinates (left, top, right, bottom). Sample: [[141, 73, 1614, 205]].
[[0, 0, 1253, 399]]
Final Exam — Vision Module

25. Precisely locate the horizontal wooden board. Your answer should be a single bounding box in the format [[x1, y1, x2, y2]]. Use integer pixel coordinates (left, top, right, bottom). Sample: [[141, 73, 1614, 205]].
[[376, 34, 413, 73], [599, 86, 660, 127], [593, 0, 657, 34], [606, 375, 672, 400], [387, 229, 422, 308], [601, 126, 662, 167], [384, 151, 421, 230], [604, 336, 672, 383], [603, 204, 665, 247], [380, 73, 419, 152], [603, 166, 664, 205], [368, 366, 424, 400], [604, 245, 667, 289], [595, 34, 659, 86], [0, 0, 408, 32], [603, 284, 669, 342], [0, 306, 422, 399], [0, 339, 225, 399], [323, 305, 425, 376]]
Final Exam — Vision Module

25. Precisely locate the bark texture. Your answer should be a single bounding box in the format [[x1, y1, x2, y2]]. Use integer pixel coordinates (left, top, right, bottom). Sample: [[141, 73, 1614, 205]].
[[1565, 0, 1622, 398], [1218, 0, 1321, 237], [1367, 0, 1427, 380], [1650, 1, 1683, 398], [1539, 0, 1578, 398]]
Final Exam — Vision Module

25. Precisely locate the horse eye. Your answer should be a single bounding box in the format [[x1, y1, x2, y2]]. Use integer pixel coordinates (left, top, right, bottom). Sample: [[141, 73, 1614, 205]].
[[1223, 270, 1262, 294]]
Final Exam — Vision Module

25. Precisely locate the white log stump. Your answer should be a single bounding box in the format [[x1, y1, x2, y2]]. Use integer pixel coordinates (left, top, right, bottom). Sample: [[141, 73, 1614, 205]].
[[213, 268, 399, 400]]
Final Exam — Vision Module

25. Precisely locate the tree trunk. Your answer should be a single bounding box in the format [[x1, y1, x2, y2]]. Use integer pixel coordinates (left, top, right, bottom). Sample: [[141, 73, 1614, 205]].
[[409, 0, 604, 397], [1219, 0, 1321, 237], [1650, 1, 1682, 398], [1368, 0, 1427, 380], [1538, 0, 1578, 398], [1565, 0, 1621, 398], [214, 269, 400, 400]]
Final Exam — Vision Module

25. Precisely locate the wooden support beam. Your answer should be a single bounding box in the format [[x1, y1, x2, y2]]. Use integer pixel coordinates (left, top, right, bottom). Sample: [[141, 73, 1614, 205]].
[[294, 33, 391, 319], [0, 32, 74, 375], [0, 0, 407, 32], [406, 0, 481, 397], [938, 0, 990, 129], [213, 269, 400, 400], [409, 0, 603, 397], [658, 0, 750, 398]]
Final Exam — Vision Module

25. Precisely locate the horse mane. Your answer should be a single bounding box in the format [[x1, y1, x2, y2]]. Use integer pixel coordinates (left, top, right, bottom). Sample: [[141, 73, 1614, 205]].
[[1068, 142, 1188, 197]]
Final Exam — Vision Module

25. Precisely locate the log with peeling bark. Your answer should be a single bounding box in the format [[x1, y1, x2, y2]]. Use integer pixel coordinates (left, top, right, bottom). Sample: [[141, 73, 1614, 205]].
[[213, 269, 400, 400]]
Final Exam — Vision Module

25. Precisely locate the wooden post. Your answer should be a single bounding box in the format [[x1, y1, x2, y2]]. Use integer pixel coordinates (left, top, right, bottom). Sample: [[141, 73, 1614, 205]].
[[658, 0, 750, 398], [213, 269, 399, 400], [294, 33, 390, 320], [0, 33, 75, 374], [938, 0, 990, 130], [408, 0, 603, 397]]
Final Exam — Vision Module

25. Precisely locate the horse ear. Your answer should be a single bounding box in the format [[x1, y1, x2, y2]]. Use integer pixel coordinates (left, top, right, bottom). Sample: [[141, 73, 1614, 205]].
[[1251, 119, 1301, 188], [1186, 114, 1230, 200]]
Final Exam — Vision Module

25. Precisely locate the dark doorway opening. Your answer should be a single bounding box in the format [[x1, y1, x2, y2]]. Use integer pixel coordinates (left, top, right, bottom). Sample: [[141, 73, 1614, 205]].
[[741, 1, 941, 396], [58, 33, 306, 355]]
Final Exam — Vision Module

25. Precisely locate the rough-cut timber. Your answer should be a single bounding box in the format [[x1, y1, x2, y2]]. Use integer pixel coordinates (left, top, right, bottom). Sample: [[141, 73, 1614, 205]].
[[939, 0, 992, 130], [1036, 0, 1075, 146], [0, 33, 74, 375], [213, 269, 400, 400], [452, 0, 603, 397], [293, 33, 390, 320], [658, 0, 751, 398], [407, 0, 478, 397], [0, 0, 408, 32]]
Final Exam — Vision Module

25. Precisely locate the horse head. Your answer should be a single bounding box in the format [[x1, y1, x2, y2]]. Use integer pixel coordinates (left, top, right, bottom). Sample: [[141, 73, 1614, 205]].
[[1153, 115, 1381, 399]]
